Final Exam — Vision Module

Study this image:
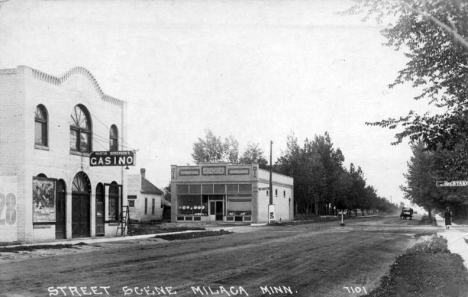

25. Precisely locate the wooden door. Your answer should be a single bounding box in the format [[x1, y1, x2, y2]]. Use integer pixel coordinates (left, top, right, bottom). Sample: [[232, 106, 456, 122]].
[[55, 180, 66, 239]]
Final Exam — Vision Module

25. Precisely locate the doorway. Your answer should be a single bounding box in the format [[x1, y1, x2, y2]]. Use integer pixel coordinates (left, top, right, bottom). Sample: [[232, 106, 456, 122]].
[[72, 172, 91, 238], [95, 183, 105, 236], [55, 180, 66, 239], [210, 200, 224, 221]]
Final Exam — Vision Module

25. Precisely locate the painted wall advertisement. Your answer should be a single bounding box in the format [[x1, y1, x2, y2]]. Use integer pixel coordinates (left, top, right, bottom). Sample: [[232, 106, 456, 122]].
[[33, 177, 56, 223], [0, 176, 18, 242]]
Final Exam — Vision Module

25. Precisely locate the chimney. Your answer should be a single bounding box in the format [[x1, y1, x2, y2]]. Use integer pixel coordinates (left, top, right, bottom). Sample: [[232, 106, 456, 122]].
[[140, 168, 146, 179]]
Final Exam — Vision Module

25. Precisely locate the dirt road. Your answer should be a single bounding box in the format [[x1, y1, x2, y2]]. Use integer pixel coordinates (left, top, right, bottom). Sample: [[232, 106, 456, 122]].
[[0, 216, 437, 297]]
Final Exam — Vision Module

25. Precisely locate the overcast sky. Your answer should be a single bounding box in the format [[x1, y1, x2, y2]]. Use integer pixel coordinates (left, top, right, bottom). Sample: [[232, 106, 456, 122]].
[[0, 0, 431, 206]]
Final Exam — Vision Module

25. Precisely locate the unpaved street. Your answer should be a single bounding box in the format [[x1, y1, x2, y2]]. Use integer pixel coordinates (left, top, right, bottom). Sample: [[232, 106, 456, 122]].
[[0, 216, 437, 297]]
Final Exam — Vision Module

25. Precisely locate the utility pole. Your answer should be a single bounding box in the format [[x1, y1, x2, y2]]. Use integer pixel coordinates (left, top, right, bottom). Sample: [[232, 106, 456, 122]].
[[268, 140, 275, 224]]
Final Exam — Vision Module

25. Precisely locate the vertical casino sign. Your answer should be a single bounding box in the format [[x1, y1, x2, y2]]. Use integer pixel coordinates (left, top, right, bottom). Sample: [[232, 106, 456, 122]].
[[90, 151, 135, 167]]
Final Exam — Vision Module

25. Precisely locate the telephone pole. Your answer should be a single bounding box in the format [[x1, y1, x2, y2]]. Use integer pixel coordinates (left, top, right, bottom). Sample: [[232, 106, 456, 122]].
[[268, 140, 275, 223]]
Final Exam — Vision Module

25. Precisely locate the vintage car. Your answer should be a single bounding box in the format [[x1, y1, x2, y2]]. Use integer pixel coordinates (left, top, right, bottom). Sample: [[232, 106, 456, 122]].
[[400, 207, 413, 220]]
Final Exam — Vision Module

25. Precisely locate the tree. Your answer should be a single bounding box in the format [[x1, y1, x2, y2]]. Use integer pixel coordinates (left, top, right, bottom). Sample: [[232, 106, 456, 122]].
[[238, 142, 268, 166], [163, 182, 171, 202], [191, 129, 239, 164], [346, 0, 468, 171], [400, 141, 466, 221]]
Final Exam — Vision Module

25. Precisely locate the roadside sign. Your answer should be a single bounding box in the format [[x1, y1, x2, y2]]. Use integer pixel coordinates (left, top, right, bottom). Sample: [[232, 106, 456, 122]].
[[257, 187, 270, 191], [90, 151, 135, 167], [436, 180, 468, 187]]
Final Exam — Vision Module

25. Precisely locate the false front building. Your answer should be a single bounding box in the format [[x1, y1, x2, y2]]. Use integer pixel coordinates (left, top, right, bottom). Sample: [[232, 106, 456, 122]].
[[170, 163, 294, 223], [0, 66, 128, 243]]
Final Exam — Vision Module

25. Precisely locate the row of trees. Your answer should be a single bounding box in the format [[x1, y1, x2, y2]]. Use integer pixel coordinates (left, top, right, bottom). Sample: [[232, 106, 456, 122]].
[[191, 129, 398, 216], [275, 132, 397, 215]]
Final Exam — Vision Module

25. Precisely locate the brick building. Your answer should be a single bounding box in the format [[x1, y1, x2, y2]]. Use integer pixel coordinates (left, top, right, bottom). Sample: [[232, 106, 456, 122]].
[[127, 168, 164, 222], [0, 66, 128, 243], [171, 163, 294, 223]]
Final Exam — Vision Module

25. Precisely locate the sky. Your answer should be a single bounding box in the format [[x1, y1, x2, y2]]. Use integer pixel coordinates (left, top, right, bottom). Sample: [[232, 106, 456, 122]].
[[0, 0, 432, 207]]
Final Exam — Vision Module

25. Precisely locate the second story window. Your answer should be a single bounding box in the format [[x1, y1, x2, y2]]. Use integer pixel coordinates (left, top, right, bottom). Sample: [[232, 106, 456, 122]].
[[70, 105, 91, 153], [110, 125, 118, 151], [35, 105, 48, 147]]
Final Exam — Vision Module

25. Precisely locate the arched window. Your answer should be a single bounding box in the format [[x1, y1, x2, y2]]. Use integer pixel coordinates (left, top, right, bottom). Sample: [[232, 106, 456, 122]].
[[70, 105, 91, 153], [72, 171, 90, 193], [35, 105, 48, 146], [109, 125, 118, 152]]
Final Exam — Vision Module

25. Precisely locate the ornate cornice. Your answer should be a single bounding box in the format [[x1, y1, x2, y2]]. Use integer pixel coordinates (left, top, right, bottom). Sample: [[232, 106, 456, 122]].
[[30, 66, 124, 106]]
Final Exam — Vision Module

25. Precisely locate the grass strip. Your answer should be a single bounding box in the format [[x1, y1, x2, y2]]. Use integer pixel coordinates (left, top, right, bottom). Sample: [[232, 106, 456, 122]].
[[365, 235, 468, 297], [154, 230, 232, 241]]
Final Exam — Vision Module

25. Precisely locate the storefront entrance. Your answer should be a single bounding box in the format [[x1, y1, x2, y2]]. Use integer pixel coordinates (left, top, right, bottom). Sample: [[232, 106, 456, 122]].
[[71, 172, 91, 238], [210, 200, 224, 221]]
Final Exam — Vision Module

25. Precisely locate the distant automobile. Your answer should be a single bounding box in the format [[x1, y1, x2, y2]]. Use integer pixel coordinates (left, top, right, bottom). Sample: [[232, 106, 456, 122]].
[[400, 207, 413, 220]]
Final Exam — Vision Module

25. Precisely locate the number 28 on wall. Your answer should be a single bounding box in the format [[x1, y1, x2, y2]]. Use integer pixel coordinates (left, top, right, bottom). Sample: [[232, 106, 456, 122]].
[[0, 193, 17, 225]]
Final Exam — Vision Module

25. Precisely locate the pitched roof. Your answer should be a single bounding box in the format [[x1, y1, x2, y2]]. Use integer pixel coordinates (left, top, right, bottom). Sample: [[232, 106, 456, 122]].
[[141, 177, 164, 195]]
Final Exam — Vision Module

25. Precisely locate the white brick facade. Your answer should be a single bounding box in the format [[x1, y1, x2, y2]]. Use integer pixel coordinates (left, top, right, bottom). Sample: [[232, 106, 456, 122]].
[[0, 66, 128, 243]]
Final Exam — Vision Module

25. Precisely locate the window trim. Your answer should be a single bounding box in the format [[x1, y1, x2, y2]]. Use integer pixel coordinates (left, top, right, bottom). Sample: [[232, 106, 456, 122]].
[[70, 105, 92, 154], [109, 125, 118, 152], [35, 105, 48, 148]]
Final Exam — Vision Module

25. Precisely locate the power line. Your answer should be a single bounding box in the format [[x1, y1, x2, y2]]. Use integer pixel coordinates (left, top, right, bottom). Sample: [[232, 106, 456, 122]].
[[90, 114, 137, 151]]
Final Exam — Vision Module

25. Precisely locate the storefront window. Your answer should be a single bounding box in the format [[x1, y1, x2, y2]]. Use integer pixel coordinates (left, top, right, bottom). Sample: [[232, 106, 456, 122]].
[[214, 184, 225, 194], [239, 184, 252, 193], [189, 184, 201, 194], [227, 194, 252, 216], [227, 184, 238, 193], [177, 195, 206, 215]]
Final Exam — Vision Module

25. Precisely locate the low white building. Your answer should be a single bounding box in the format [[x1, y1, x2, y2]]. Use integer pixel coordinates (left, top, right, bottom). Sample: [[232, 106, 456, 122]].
[[170, 163, 294, 223], [127, 168, 164, 221]]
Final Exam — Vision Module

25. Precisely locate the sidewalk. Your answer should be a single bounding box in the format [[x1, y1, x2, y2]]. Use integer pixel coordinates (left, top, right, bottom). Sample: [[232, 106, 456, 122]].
[[0, 225, 260, 248], [435, 214, 468, 269]]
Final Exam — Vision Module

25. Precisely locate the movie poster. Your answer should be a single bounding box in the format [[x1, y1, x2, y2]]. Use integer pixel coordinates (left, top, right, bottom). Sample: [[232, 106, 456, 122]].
[[33, 178, 56, 223]]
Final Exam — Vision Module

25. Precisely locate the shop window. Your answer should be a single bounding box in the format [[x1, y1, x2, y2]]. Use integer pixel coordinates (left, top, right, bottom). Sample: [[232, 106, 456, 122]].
[[35, 105, 48, 147], [177, 195, 205, 216], [176, 185, 189, 194], [70, 105, 91, 153], [227, 184, 238, 194], [109, 125, 118, 151], [239, 184, 252, 193], [189, 184, 201, 194], [227, 195, 252, 216], [202, 184, 213, 194], [128, 200, 135, 207], [108, 183, 119, 221], [214, 184, 225, 194]]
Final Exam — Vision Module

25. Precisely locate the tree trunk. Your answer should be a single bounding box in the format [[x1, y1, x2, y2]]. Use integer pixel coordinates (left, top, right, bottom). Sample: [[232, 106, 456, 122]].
[[426, 206, 432, 222]]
